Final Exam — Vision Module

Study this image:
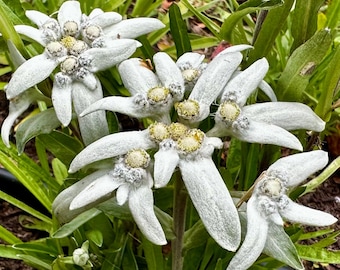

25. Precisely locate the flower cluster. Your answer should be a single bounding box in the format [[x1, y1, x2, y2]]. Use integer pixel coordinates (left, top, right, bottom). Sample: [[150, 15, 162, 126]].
[[2, 1, 337, 269]]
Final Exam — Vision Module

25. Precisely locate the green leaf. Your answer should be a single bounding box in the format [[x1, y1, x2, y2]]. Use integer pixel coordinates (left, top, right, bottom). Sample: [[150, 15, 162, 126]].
[[169, 3, 192, 58], [142, 236, 164, 270], [51, 158, 68, 185], [325, 0, 340, 30], [290, 0, 324, 51], [38, 131, 84, 167], [17, 254, 52, 270], [52, 208, 102, 238], [296, 245, 340, 264], [16, 108, 62, 155], [264, 224, 303, 270], [183, 220, 210, 253], [0, 224, 22, 244], [0, 140, 56, 211], [0, 190, 51, 225], [302, 155, 340, 195], [0, 244, 23, 259], [315, 45, 340, 120], [220, 0, 283, 43], [86, 229, 103, 247], [299, 229, 335, 241], [246, 0, 295, 65], [277, 29, 332, 101], [13, 241, 59, 256]]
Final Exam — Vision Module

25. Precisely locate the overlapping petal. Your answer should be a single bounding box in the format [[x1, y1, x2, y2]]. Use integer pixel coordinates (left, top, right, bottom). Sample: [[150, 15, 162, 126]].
[[57, 0, 82, 35]]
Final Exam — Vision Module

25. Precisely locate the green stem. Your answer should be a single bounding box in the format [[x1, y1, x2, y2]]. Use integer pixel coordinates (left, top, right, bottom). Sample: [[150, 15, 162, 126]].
[[172, 171, 187, 270]]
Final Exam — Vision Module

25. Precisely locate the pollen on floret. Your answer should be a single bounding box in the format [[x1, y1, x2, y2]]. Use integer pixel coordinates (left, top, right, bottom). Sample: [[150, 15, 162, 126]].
[[61, 36, 77, 50], [219, 101, 241, 123], [177, 129, 204, 153], [60, 56, 79, 75], [175, 99, 200, 120], [147, 87, 170, 104], [182, 69, 199, 83], [168, 122, 189, 141], [63, 21, 79, 37], [125, 149, 150, 168], [149, 122, 170, 142]]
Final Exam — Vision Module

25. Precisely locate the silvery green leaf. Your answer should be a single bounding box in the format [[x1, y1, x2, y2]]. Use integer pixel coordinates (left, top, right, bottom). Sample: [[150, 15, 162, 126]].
[[227, 196, 268, 270], [104, 18, 165, 39], [68, 130, 156, 173], [72, 80, 109, 146], [243, 102, 325, 132], [279, 199, 337, 226], [15, 108, 61, 154], [267, 150, 328, 187], [118, 58, 160, 95], [129, 185, 167, 245], [7, 40, 30, 68], [264, 223, 304, 270], [179, 157, 241, 251]]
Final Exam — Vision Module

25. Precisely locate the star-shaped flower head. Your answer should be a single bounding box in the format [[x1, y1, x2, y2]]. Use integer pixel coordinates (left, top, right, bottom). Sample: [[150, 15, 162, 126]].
[[68, 149, 167, 246], [3, 1, 164, 145], [150, 122, 241, 251], [227, 150, 337, 270], [175, 45, 253, 127], [206, 58, 325, 150], [80, 52, 185, 124]]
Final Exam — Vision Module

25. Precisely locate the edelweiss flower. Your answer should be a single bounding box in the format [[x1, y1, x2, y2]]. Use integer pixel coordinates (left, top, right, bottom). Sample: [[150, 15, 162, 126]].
[[67, 122, 241, 250], [3, 0, 164, 145], [80, 52, 185, 124], [206, 58, 325, 150], [227, 150, 337, 270], [175, 45, 252, 127], [69, 149, 167, 245], [151, 122, 241, 251]]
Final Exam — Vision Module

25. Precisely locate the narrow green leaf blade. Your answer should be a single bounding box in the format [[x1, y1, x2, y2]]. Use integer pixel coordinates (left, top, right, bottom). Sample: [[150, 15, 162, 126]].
[[296, 245, 340, 264], [169, 3, 192, 58]]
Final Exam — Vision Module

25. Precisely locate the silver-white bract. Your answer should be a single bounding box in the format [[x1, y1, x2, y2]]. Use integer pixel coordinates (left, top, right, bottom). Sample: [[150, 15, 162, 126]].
[[68, 150, 167, 246], [2, 0, 164, 146], [152, 124, 241, 251], [227, 150, 337, 270], [206, 58, 325, 150], [79, 52, 185, 124]]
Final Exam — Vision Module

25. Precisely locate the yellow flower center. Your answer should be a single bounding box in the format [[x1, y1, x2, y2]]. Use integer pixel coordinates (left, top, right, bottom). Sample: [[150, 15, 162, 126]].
[[175, 99, 200, 120], [125, 149, 150, 168], [177, 129, 204, 153], [168, 123, 188, 141], [147, 87, 170, 103], [219, 101, 241, 122], [149, 122, 170, 142], [61, 36, 77, 50]]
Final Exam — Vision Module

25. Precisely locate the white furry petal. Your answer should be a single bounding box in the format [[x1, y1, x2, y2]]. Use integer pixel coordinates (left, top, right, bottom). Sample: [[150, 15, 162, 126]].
[[68, 129, 156, 173], [179, 158, 241, 251], [6, 54, 59, 99], [227, 196, 268, 270], [14, 25, 46, 46], [104, 18, 165, 39], [129, 185, 167, 245], [267, 150, 328, 187], [279, 200, 337, 226], [57, 0, 82, 34], [243, 102, 325, 132]]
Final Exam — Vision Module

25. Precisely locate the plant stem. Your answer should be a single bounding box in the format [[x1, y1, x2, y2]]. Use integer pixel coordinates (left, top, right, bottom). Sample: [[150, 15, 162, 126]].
[[172, 171, 187, 270]]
